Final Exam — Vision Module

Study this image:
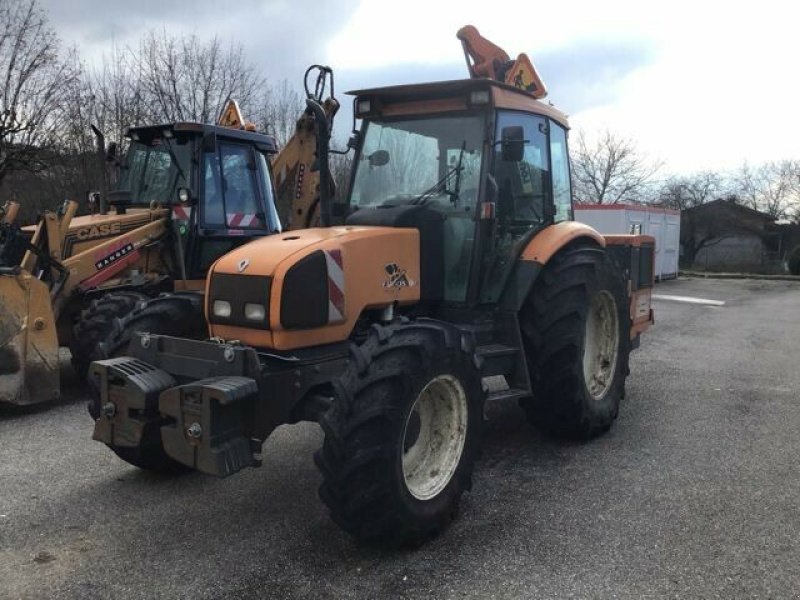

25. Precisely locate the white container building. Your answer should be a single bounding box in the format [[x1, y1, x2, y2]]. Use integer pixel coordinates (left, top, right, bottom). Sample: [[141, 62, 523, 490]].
[[573, 204, 680, 280]]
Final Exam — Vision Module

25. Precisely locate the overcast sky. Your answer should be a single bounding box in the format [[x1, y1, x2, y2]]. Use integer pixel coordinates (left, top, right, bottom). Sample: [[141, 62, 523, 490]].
[[43, 0, 799, 175]]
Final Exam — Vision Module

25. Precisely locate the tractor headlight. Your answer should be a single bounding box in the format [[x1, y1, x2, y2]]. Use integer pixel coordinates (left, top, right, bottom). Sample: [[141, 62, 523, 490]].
[[213, 300, 231, 318], [244, 303, 266, 321], [208, 273, 272, 330]]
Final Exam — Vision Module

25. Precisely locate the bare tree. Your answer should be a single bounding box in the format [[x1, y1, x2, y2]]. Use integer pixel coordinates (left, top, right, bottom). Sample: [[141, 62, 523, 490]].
[[330, 152, 352, 204], [82, 45, 147, 150], [0, 0, 79, 188], [657, 170, 722, 210], [735, 160, 800, 220], [134, 30, 264, 124], [255, 79, 303, 147], [570, 129, 662, 204]]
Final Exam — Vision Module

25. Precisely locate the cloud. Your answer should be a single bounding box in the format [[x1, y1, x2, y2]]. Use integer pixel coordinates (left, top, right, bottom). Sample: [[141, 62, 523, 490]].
[[37, 0, 800, 173], [40, 0, 360, 85], [535, 39, 657, 115]]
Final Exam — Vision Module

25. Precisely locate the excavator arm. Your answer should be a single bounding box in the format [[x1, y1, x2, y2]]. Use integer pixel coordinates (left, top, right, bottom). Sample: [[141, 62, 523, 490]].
[[271, 66, 339, 230]]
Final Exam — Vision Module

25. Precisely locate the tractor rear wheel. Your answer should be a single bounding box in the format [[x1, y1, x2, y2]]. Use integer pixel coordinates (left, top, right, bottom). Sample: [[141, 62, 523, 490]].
[[315, 320, 483, 546], [520, 243, 630, 439], [71, 291, 149, 379], [87, 292, 205, 473]]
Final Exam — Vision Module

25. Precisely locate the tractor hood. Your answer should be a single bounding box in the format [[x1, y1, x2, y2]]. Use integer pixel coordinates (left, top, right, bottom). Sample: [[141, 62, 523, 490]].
[[206, 226, 421, 351]]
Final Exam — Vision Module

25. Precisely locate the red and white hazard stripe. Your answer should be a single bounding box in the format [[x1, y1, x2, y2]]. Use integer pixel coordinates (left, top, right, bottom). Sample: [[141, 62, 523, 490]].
[[172, 206, 193, 221], [227, 213, 262, 228], [325, 249, 345, 323]]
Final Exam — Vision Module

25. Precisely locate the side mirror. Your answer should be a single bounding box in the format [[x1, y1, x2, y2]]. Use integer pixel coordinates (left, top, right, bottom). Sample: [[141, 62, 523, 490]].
[[201, 131, 217, 153], [368, 149, 389, 167], [177, 187, 197, 206], [500, 126, 525, 162]]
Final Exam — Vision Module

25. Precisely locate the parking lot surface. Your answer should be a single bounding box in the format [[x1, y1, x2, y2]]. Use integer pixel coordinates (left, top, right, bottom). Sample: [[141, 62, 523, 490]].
[[1, 277, 799, 599]]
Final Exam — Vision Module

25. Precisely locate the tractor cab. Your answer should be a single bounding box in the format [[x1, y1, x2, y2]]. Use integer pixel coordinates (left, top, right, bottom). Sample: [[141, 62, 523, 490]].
[[115, 121, 282, 278], [345, 78, 573, 306]]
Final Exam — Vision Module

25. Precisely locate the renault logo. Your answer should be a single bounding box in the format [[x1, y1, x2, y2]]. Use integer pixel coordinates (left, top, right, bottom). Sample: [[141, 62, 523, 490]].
[[237, 258, 250, 273]]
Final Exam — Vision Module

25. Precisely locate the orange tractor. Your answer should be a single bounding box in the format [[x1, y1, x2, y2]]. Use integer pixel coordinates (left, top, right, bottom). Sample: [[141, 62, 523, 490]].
[[90, 27, 655, 545]]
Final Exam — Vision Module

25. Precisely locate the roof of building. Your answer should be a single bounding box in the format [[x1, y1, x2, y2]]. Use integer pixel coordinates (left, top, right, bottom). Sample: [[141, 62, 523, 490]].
[[574, 203, 680, 215], [684, 198, 775, 222]]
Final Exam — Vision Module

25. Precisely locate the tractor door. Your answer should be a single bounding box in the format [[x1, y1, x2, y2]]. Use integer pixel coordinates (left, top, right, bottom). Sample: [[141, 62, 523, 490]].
[[479, 111, 572, 303], [185, 138, 279, 278]]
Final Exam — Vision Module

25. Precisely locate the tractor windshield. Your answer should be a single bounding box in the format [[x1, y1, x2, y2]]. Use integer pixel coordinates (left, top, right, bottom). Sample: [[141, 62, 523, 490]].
[[350, 115, 484, 210], [117, 139, 191, 205], [350, 114, 485, 302]]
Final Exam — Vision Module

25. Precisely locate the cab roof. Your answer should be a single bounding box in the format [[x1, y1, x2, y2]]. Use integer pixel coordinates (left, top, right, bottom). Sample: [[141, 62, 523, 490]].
[[125, 122, 278, 152], [348, 78, 569, 129]]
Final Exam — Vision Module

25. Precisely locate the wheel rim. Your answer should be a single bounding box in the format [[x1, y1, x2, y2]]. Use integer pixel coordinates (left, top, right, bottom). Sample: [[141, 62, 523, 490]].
[[583, 290, 619, 401], [402, 374, 468, 501]]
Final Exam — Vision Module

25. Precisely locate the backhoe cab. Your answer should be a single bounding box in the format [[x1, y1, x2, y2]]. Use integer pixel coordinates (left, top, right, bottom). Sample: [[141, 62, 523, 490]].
[[90, 29, 655, 546]]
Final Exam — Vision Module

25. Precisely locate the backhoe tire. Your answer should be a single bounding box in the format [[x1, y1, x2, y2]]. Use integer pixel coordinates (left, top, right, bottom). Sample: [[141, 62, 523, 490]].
[[519, 243, 630, 440], [315, 320, 483, 546], [70, 291, 149, 379], [89, 291, 205, 365], [87, 292, 205, 473]]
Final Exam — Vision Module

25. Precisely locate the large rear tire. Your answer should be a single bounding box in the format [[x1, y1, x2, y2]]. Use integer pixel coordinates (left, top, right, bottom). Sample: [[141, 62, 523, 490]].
[[520, 243, 630, 439], [87, 292, 205, 473], [315, 320, 483, 546]]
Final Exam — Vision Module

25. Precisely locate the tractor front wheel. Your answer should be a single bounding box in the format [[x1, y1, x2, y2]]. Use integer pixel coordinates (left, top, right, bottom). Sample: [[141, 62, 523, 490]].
[[315, 320, 483, 546]]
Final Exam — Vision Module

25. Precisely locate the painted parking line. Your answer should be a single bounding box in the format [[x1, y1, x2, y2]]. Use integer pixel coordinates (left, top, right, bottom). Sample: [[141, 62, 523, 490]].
[[652, 294, 726, 306]]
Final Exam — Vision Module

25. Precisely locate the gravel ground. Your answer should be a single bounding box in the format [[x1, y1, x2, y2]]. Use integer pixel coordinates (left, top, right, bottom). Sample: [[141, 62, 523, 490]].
[[1, 277, 799, 599]]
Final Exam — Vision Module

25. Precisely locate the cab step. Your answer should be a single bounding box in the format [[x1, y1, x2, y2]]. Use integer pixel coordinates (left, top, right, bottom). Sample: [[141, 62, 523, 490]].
[[486, 387, 530, 403], [474, 343, 519, 377]]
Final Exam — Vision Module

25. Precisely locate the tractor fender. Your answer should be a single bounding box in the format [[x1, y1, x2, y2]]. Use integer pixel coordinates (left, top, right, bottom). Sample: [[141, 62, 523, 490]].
[[520, 221, 605, 264], [500, 222, 606, 311]]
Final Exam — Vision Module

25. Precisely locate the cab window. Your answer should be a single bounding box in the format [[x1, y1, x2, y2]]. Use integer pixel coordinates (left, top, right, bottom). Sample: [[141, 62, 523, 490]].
[[493, 111, 550, 226], [202, 142, 263, 228], [549, 122, 572, 222]]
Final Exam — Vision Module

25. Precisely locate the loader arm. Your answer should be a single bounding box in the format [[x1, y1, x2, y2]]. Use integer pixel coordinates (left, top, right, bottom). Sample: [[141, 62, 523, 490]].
[[1, 200, 20, 224], [20, 200, 79, 275]]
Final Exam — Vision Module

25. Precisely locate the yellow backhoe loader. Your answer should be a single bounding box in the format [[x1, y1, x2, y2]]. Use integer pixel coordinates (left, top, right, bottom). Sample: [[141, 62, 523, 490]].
[[0, 66, 338, 407]]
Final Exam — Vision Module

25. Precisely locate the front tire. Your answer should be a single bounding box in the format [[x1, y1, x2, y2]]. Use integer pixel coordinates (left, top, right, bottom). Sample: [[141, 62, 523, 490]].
[[520, 243, 630, 439], [315, 320, 483, 546]]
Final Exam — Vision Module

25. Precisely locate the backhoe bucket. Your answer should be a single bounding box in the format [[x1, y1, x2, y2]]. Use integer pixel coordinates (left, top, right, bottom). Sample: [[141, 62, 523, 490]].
[[0, 271, 59, 406]]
